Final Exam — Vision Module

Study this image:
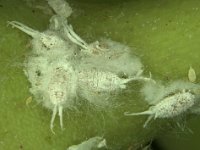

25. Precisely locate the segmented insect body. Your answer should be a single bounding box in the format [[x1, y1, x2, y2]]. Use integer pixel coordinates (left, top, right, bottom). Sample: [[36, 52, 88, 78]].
[[125, 90, 195, 128], [47, 62, 77, 132], [8, 21, 77, 59], [78, 69, 133, 92], [77, 69, 135, 106]]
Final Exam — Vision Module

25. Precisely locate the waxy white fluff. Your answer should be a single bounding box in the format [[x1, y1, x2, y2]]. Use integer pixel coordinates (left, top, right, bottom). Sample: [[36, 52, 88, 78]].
[[79, 39, 144, 77], [67, 136, 106, 150], [124, 80, 200, 127], [141, 80, 200, 105], [48, 0, 72, 18], [8, 0, 147, 132], [125, 89, 196, 128]]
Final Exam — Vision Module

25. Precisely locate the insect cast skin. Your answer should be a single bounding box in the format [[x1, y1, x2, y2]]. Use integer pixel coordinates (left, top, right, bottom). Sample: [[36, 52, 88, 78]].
[[124, 90, 195, 128], [67, 136, 106, 150]]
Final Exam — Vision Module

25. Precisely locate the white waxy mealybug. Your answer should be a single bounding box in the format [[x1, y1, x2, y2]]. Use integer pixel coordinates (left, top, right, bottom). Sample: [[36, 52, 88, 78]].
[[78, 70, 154, 93], [47, 65, 77, 133], [78, 69, 135, 92], [124, 90, 195, 128], [77, 69, 145, 107]]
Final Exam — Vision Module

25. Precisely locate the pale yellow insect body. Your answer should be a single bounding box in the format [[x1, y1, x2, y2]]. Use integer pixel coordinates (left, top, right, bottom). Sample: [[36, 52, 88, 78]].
[[188, 66, 196, 83]]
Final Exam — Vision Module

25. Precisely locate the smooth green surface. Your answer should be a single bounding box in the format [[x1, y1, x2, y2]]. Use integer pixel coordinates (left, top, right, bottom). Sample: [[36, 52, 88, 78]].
[[1, 0, 200, 150]]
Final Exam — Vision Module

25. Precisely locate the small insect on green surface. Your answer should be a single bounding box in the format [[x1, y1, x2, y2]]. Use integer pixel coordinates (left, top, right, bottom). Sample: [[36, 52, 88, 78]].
[[125, 80, 200, 128], [188, 66, 196, 83], [125, 89, 195, 127]]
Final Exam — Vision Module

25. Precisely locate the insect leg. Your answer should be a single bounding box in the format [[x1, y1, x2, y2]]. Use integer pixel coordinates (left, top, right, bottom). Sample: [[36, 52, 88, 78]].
[[50, 105, 58, 134], [58, 105, 63, 130], [124, 110, 153, 116], [143, 115, 154, 128]]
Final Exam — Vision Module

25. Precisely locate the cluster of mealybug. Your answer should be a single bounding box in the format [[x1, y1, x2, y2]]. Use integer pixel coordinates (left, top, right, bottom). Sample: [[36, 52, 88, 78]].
[[8, 0, 152, 133], [9, 0, 200, 135]]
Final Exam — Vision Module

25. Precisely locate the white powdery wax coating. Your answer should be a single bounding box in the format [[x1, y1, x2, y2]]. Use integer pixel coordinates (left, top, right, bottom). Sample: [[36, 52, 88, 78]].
[[8, 0, 149, 132], [77, 69, 135, 107], [141, 80, 200, 105], [153, 91, 195, 118], [125, 90, 195, 127], [48, 0, 72, 18], [80, 39, 144, 77], [47, 66, 77, 106], [78, 69, 129, 92]]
